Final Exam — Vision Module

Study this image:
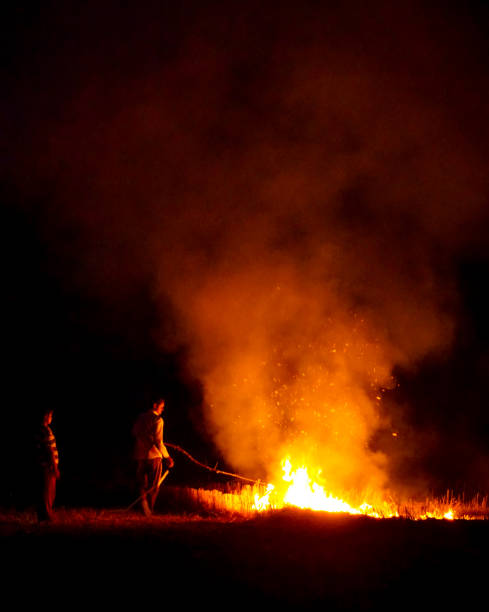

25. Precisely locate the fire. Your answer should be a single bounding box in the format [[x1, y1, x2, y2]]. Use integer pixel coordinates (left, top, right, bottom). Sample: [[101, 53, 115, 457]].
[[188, 472, 487, 519], [444, 509, 455, 520], [420, 509, 455, 521], [249, 457, 463, 520], [278, 458, 363, 514], [252, 457, 398, 517]]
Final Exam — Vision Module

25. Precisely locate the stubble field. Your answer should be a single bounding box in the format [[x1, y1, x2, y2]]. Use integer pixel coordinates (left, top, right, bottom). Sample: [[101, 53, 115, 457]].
[[1, 501, 488, 611]]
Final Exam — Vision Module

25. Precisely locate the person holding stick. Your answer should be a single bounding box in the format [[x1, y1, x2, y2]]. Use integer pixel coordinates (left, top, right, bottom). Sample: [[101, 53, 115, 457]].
[[132, 398, 174, 516]]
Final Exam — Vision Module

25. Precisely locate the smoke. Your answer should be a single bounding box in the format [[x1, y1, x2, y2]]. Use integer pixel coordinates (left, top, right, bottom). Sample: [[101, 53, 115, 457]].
[[4, 2, 489, 492]]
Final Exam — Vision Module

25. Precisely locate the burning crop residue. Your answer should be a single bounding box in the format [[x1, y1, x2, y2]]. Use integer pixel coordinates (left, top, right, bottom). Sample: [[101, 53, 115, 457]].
[[252, 458, 397, 517], [250, 458, 461, 520], [185, 457, 489, 520]]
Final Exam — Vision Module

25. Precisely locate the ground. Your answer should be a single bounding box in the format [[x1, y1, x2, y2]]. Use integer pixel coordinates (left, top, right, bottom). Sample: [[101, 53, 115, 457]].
[[1, 506, 488, 610]]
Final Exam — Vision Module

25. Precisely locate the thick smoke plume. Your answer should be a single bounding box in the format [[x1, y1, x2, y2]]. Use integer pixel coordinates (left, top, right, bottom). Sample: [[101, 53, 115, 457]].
[[4, 2, 489, 492]]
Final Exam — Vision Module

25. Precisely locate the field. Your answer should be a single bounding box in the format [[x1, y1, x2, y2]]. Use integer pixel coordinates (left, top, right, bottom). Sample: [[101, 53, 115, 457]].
[[2, 492, 489, 611]]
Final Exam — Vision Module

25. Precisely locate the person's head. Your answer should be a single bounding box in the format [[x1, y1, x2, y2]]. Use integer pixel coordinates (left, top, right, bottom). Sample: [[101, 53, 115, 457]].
[[42, 409, 53, 426], [153, 399, 165, 415]]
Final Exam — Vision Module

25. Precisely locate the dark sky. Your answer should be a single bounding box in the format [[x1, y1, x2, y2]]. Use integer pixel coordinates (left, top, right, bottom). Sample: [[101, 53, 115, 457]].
[[2, 1, 489, 506]]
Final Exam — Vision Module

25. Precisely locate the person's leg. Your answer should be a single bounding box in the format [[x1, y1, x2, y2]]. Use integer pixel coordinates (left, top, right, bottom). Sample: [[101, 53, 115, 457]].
[[37, 469, 55, 521], [148, 458, 163, 512], [45, 471, 56, 518], [137, 460, 151, 516], [36, 469, 47, 521]]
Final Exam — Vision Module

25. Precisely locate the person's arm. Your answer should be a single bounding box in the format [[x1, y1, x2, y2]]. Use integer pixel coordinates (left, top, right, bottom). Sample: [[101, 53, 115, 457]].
[[155, 418, 174, 467], [154, 418, 169, 458]]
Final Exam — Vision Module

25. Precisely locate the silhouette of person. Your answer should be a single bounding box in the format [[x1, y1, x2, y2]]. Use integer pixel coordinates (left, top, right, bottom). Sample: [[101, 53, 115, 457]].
[[35, 409, 60, 521], [132, 398, 174, 515]]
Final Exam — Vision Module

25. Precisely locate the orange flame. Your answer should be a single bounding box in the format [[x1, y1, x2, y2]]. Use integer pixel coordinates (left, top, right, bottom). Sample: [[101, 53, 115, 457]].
[[252, 457, 397, 517], [249, 457, 462, 520]]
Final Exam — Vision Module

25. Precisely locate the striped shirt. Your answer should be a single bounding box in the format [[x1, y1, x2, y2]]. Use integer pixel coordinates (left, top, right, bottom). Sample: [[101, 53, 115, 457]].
[[36, 425, 59, 470]]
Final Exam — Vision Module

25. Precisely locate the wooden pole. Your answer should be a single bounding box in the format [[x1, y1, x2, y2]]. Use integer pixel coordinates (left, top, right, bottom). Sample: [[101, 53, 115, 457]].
[[164, 442, 261, 484], [125, 469, 170, 511]]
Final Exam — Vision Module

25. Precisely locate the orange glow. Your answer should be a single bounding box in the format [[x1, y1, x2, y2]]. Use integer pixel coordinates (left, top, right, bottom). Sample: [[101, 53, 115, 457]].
[[188, 472, 487, 520], [252, 457, 399, 518], [247, 458, 473, 519], [167, 246, 477, 523]]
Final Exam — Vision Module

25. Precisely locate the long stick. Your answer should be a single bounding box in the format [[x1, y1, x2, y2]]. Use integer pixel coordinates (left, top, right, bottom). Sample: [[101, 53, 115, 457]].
[[164, 442, 261, 484], [126, 469, 170, 511], [123, 444, 261, 513]]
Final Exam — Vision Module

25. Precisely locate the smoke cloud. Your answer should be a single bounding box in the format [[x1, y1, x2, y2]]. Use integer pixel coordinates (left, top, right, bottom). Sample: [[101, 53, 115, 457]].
[[4, 2, 489, 492]]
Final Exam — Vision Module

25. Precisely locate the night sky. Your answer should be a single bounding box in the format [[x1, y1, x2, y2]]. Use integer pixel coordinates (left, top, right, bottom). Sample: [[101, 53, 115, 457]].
[[2, 1, 489, 508]]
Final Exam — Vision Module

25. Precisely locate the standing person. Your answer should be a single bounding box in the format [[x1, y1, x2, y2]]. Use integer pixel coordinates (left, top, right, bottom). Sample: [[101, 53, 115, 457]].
[[132, 398, 174, 516], [35, 409, 60, 522]]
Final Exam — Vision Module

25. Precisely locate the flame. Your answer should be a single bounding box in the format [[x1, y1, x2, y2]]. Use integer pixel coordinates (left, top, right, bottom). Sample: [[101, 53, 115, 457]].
[[444, 509, 455, 520], [279, 458, 362, 514], [249, 457, 464, 520], [252, 457, 398, 517], [420, 508, 455, 521], [188, 470, 488, 519]]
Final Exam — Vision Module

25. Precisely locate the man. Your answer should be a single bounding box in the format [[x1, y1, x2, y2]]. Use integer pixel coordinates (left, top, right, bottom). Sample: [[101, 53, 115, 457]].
[[35, 409, 60, 522], [132, 398, 174, 516]]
